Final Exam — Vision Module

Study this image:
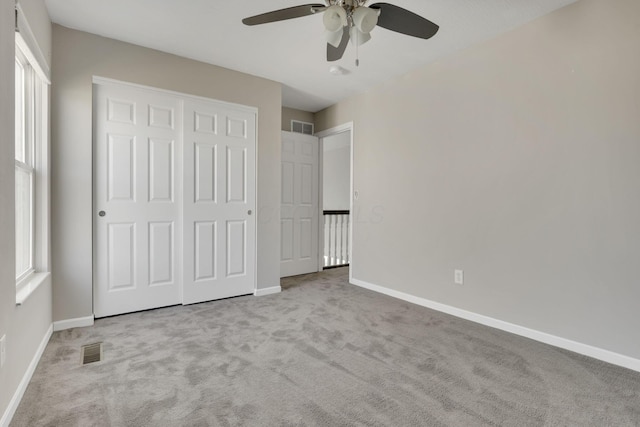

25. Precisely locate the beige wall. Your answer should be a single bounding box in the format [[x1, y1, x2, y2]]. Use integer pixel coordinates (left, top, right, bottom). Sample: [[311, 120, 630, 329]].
[[281, 106, 314, 132], [0, 0, 53, 421], [323, 132, 351, 211], [316, 0, 640, 360], [17, 0, 52, 66], [0, 0, 16, 415], [51, 25, 282, 322]]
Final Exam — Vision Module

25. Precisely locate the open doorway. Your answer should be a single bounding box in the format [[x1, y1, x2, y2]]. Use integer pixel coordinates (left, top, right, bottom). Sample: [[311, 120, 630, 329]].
[[279, 122, 353, 280], [317, 123, 353, 274]]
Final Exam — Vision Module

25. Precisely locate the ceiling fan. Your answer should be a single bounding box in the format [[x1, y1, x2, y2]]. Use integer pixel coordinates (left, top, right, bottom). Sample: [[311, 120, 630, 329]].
[[242, 1, 439, 63]]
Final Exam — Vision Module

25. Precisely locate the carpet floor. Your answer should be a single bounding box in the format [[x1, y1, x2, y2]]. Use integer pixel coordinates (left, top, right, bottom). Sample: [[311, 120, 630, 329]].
[[11, 267, 640, 426]]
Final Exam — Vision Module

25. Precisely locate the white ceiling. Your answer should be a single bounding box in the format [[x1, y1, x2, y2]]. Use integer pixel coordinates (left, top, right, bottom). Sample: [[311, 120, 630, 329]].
[[44, 0, 576, 112]]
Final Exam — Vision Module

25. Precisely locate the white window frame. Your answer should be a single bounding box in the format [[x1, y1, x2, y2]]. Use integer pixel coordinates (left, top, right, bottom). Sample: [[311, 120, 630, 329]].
[[15, 32, 51, 302], [15, 48, 35, 284]]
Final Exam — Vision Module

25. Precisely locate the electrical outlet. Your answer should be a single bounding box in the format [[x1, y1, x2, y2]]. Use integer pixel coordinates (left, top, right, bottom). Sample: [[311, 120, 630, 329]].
[[0, 335, 6, 368], [454, 269, 464, 285]]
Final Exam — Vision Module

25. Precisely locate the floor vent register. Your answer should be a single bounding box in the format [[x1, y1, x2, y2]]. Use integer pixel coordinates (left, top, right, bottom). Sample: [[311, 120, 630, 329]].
[[80, 342, 103, 365]]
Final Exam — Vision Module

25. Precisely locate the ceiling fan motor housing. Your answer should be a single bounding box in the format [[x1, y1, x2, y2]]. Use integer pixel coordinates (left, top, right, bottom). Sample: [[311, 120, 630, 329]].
[[333, 0, 368, 7]]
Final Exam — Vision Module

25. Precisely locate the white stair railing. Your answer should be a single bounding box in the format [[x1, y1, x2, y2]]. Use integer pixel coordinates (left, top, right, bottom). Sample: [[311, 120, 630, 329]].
[[323, 210, 350, 268]]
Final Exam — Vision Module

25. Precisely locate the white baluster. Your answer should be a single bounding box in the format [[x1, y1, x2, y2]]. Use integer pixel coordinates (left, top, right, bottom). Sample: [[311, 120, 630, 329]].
[[332, 214, 338, 266], [345, 214, 350, 264], [323, 215, 329, 267]]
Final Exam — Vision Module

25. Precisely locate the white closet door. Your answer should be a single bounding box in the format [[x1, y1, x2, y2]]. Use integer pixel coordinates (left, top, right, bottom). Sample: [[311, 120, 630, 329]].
[[182, 99, 256, 304], [93, 83, 182, 318], [280, 131, 319, 277]]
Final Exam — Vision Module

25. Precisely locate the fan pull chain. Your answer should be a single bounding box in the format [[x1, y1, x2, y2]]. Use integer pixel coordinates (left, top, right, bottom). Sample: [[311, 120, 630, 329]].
[[355, 29, 360, 67]]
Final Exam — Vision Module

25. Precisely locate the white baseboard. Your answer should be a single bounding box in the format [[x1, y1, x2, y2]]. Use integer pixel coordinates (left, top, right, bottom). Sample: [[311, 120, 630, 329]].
[[350, 277, 640, 373], [254, 286, 281, 297], [0, 324, 53, 427], [53, 315, 94, 332]]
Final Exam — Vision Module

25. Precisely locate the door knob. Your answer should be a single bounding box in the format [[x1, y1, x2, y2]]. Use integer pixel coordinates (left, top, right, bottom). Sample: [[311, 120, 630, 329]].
[[247, 210, 252, 215], [99, 211, 106, 217]]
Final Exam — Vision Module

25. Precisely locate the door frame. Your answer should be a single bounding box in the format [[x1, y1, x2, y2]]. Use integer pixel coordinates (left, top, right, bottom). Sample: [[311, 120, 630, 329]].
[[315, 122, 354, 283], [91, 76, 259, 313]]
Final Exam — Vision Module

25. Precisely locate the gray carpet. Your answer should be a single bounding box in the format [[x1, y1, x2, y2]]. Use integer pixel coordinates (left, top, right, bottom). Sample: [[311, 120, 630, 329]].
[[11, 267, 640, 426]]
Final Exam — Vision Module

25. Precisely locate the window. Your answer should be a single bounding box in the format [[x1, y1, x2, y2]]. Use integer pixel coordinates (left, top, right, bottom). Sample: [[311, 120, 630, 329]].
[[15, 39, 48, 288], [15, 49, 34, 282]]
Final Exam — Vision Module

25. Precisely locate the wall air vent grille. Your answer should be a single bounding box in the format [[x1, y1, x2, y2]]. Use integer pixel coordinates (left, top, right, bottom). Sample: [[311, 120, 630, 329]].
[[291, 120, 314, 135]]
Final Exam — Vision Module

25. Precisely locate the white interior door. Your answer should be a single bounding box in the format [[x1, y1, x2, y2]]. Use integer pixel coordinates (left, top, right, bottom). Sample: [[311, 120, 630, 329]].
[[182, 99, 256, 304], [93, 83, 182, 318], [280, 131, 319, 277]]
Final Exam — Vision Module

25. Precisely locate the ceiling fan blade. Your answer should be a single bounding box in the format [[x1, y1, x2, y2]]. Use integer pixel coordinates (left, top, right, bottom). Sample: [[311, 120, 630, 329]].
[[369, 3, 439, 39], [327, 27, 349, 62], [242, 4, 325, 26]]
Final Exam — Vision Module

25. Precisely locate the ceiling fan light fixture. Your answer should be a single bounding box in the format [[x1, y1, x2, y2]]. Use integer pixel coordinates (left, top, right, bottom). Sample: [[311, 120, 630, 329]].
[[326, 29, 344, 48], [323, 5, 347, 32], [352, 7, 378, 33], [349, 26, 371, 46]]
